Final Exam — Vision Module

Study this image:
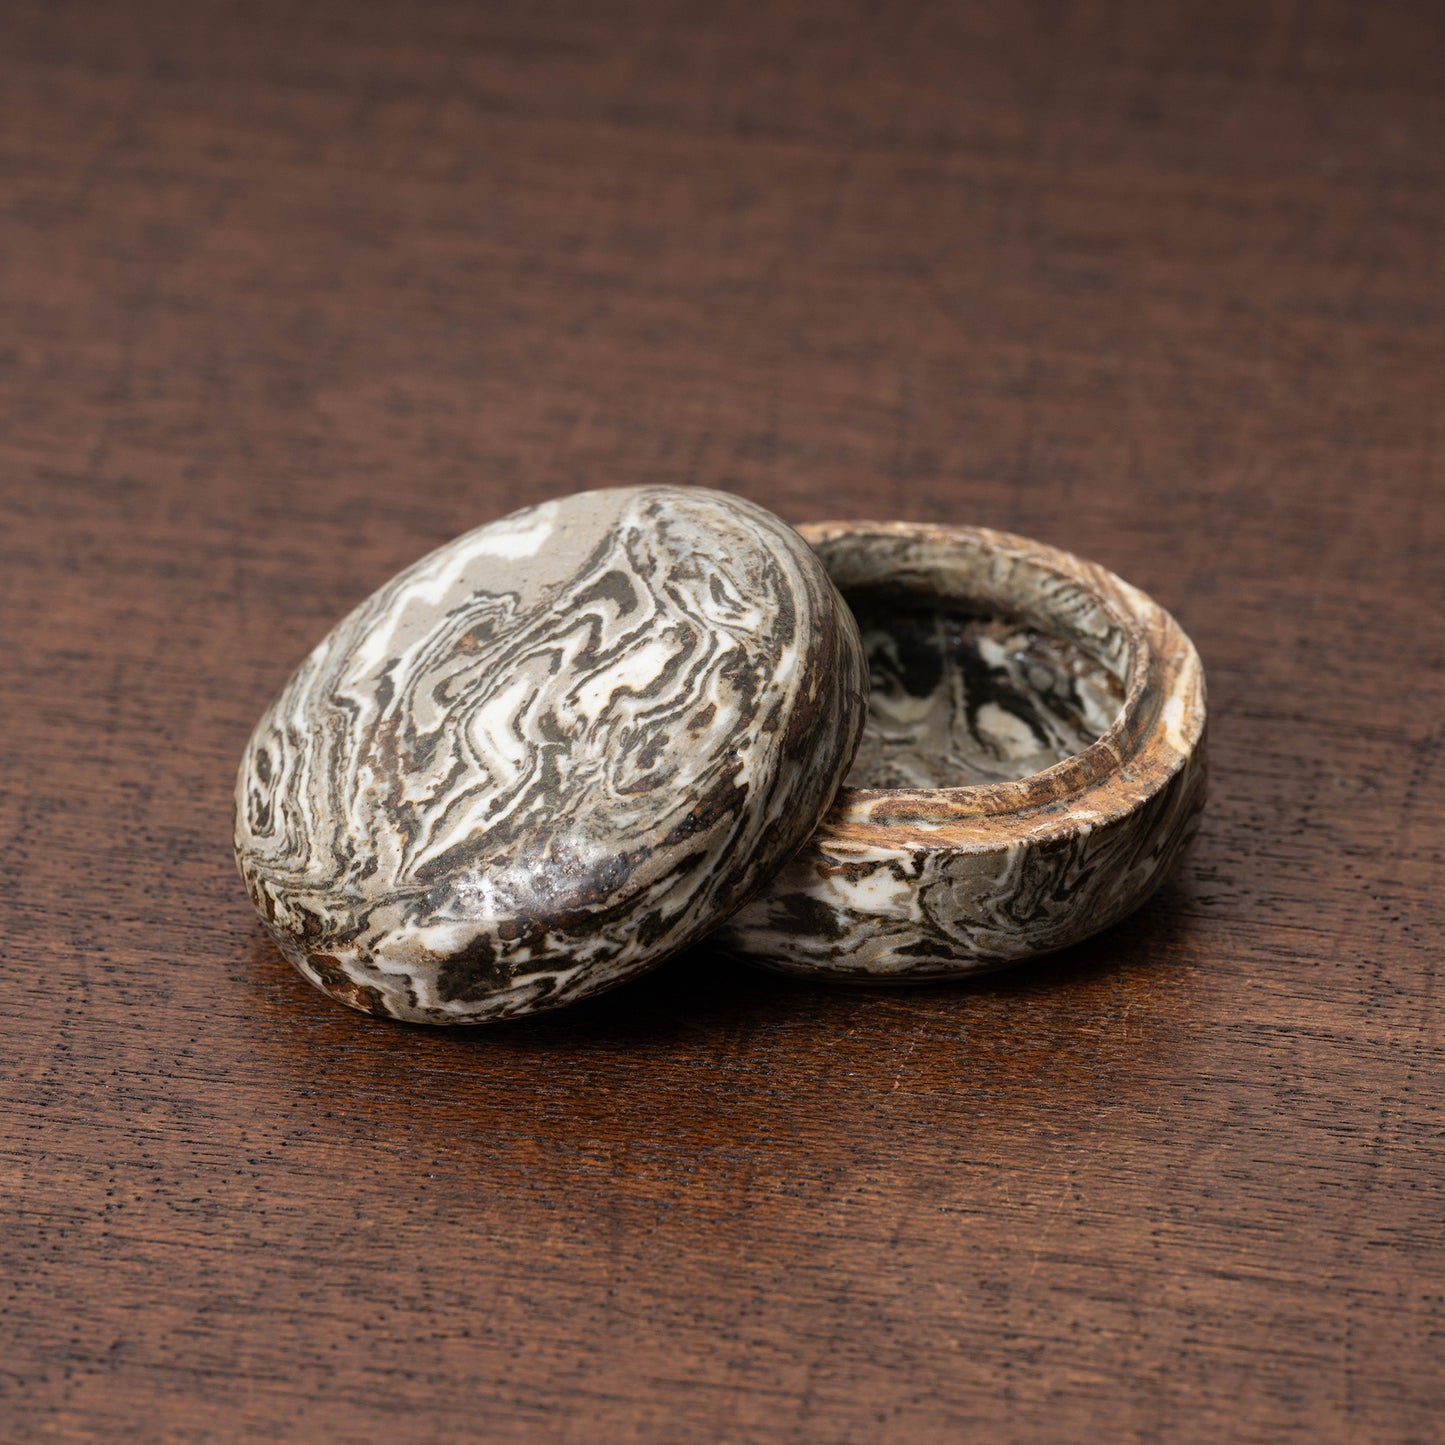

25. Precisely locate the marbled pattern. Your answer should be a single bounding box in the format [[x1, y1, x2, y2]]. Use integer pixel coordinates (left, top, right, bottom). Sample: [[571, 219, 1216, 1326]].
[[718, 522, 1207, 980], [844, 592, 1127, 789], [234, 487, 868, 1023]]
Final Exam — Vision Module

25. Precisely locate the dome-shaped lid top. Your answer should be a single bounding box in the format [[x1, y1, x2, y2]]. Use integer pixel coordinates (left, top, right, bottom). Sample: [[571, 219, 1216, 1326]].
[[234, 486, 868, 1023]]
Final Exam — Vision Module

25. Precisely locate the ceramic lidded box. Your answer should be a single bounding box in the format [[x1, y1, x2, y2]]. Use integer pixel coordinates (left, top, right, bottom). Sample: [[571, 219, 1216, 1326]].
[[234, 489, 1205, 1022]]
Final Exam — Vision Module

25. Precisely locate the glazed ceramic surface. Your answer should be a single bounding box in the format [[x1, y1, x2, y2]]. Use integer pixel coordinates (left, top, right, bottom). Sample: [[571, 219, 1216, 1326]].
[[234, 487, 868, 1022], [718, 522, 1207, 979]]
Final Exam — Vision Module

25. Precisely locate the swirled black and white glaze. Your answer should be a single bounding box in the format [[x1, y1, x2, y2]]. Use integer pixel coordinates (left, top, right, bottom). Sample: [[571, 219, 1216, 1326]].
[[234, 487, 868, 1023]]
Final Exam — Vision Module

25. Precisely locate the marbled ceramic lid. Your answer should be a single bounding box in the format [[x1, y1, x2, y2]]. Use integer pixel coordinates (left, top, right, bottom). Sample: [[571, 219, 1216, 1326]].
[[233, 486, 869, 1024]]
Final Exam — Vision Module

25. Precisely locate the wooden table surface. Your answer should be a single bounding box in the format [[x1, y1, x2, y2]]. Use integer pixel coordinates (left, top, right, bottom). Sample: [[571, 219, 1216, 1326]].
[[3, 2, 1441, 1440]]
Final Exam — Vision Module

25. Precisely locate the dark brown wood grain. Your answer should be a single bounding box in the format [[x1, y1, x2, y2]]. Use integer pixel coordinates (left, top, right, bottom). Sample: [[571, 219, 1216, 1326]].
[[1, 2, 1441, 1440]]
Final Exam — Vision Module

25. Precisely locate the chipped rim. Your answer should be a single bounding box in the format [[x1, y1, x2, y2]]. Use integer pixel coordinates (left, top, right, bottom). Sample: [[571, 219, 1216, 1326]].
[[796, 520, 1206, 856]]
